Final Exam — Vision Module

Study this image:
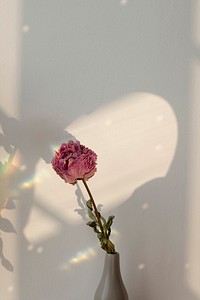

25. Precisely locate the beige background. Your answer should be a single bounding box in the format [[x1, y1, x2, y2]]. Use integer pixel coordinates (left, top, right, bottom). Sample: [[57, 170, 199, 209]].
[[0, 0, 200, 299]]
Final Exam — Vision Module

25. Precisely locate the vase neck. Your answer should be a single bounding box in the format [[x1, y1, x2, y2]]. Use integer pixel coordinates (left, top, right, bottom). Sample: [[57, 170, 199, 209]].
[[103, 252, 121, 276]]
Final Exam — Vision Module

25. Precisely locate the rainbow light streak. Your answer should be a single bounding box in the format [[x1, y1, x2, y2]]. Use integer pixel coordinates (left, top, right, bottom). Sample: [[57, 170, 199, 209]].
[[59, 247, 97, 271], [59, 229, 119, 271], [51, 144, 60, 152], [19, 169, 50, 191], [0, 151, 51, 210], [0, 154, 19, 210]]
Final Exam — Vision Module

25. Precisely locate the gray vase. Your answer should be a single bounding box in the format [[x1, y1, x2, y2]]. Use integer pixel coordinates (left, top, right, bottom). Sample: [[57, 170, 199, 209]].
[[94, 252, 129, 300]]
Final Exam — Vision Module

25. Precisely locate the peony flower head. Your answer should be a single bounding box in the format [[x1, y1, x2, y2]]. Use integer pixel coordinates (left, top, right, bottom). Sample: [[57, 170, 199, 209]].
[[51, 140, 97, 184]]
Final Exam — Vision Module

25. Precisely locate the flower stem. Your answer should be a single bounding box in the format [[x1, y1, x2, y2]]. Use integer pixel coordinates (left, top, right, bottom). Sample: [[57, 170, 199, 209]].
[[82, 179, 104, 236]]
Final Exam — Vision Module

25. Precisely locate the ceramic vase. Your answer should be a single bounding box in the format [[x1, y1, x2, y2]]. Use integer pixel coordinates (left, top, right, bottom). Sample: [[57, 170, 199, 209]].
[[94, 252, 129, 300]]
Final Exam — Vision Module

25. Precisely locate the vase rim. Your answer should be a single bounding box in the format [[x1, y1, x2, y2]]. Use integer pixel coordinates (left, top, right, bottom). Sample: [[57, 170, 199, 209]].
[[105, 251, 119, 256]]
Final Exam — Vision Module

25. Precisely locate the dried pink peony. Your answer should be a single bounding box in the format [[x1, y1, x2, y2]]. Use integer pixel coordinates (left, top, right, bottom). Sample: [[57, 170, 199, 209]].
[[51, 140, 97, 184], [51, 140, 116, 253]]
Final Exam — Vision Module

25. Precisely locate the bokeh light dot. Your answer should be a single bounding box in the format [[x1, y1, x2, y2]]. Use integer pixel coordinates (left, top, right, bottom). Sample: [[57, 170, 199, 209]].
[[142, 203, 149, 210], [36, 246, 44, 254], [184, 263, 190, 270], [138, 263, 145, 270], [120, 0, 128, 5], [22, 25, 30, 32], [7, 286, 14, 293], [27, 244, 34, 251]]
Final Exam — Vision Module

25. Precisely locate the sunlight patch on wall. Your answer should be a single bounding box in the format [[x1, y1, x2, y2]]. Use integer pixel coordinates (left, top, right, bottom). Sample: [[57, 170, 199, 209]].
[[185, 2, 200, 296], [0, 2, 21, 299], [185, 57, 200, 297], [0, 0, 21, 119], [23, 205, 61, 245], [35, 92, 177, 224]]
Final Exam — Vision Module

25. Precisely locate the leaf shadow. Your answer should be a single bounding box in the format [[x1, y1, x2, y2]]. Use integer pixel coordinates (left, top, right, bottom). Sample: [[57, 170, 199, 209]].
[[0, 237, 14, 272], [74, 183, 88, 222], [74, 182, 105, 223], [0, 217, 16, 233]]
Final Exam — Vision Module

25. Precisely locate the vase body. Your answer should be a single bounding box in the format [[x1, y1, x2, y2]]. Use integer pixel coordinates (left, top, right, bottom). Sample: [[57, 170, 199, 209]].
[[94, 252, 129, 300]]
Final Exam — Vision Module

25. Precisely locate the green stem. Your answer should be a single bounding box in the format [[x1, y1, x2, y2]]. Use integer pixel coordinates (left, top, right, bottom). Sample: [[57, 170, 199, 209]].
[[82, 179, 104, 237]]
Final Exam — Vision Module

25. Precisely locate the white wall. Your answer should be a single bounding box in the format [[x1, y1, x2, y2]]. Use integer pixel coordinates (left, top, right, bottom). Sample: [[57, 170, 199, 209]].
[[1, 0, 200, 299]]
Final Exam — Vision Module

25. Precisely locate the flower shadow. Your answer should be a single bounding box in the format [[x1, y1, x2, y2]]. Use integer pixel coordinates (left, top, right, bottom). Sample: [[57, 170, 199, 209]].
[[0, 107, 76, 274]]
